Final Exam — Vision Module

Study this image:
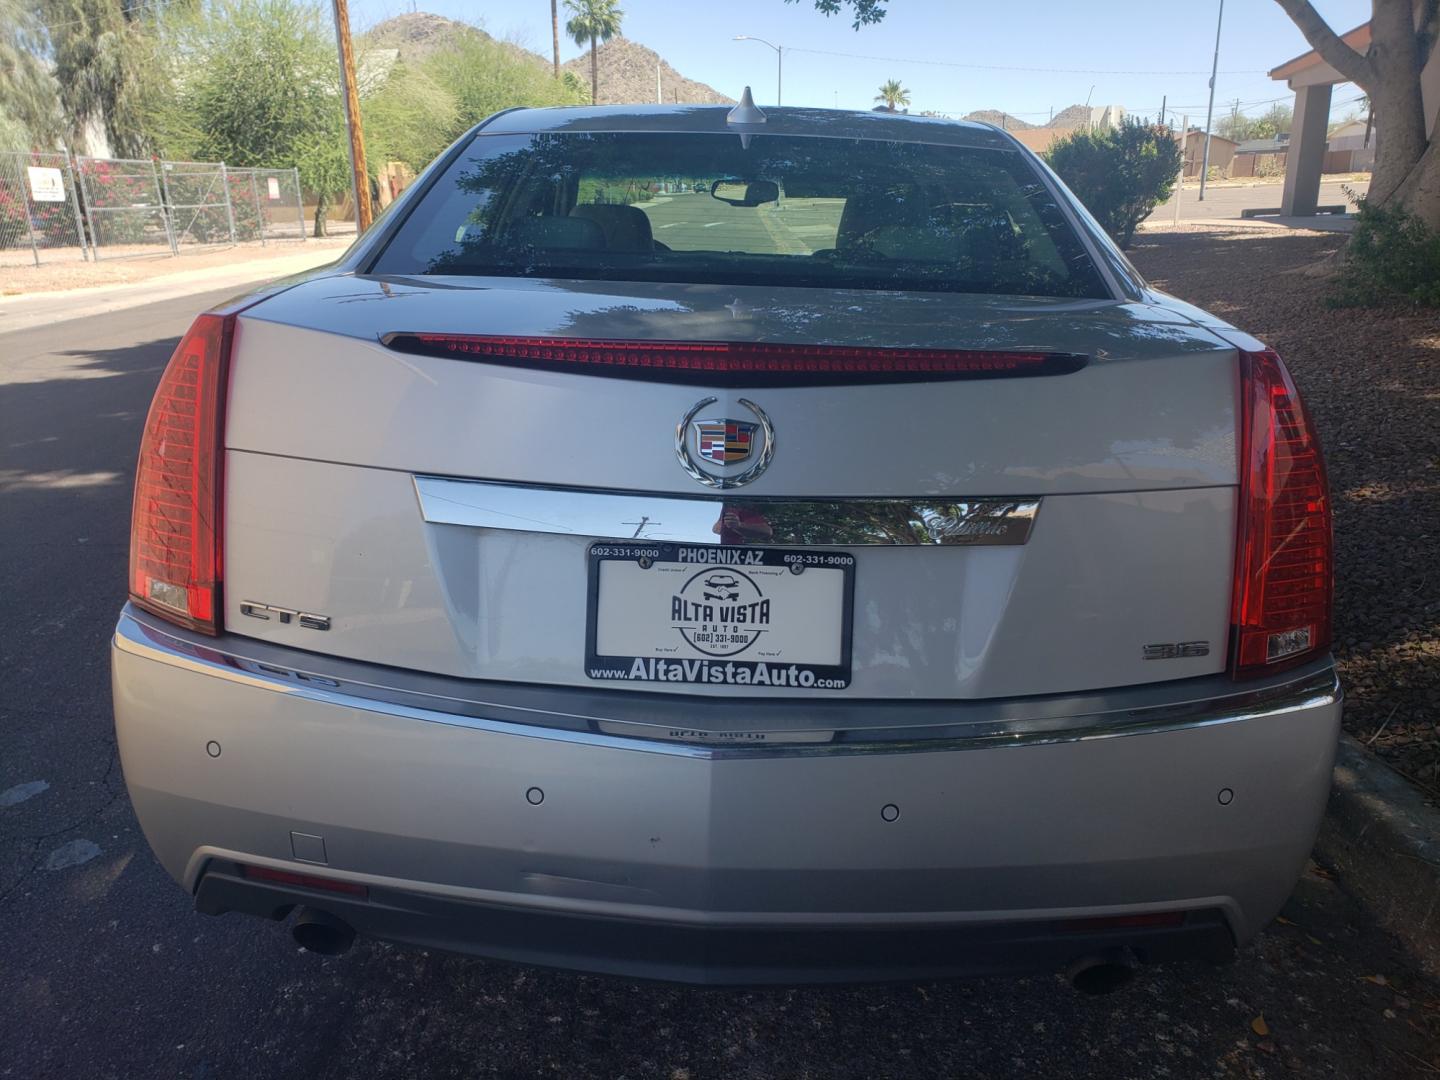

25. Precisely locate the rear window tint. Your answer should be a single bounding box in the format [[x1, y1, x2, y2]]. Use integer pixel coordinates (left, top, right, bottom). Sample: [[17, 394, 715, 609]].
[[373, 131, 1109, 300]]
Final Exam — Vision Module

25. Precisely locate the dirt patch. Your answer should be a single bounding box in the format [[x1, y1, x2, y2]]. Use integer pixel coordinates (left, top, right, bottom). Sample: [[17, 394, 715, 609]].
[[1130, 225, 1440, 795], [0, 236, 354, 296]]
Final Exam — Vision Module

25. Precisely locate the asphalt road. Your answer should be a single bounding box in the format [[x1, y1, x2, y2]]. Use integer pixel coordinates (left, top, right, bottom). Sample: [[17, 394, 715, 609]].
[[1150, 179, 1368, 222], [3, 290, 1439, 1079]]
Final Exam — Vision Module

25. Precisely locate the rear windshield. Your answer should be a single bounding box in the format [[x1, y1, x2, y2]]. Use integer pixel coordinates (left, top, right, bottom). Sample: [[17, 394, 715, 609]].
[[372, 131, 1110, 299]]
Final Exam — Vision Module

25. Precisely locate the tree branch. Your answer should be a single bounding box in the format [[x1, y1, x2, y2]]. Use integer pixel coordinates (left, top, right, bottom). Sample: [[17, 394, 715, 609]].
[[1272, 0, 1374, 88]]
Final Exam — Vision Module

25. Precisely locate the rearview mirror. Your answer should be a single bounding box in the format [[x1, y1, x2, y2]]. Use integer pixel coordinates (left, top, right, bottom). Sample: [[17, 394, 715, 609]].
[[710, 179, 780, 207]]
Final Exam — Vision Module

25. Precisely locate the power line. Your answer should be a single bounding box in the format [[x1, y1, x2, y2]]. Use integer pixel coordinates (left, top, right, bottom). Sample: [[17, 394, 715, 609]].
[[784, 45, 1266, 78]]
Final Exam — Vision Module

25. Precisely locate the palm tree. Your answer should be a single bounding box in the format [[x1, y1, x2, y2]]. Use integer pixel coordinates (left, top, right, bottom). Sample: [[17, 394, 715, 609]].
[[564, 0, 624, 105], [550, 0, 560, 78], [874, 79, 910, 113]]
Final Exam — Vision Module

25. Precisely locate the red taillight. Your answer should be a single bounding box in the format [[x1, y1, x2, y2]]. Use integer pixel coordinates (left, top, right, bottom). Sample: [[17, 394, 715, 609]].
[[241, 865, 368, 897], [129, 312, 233, 635], [383, 334, 1088, 384], [1231, 347, 1332, 677], [1058, 911, 1187, 933]]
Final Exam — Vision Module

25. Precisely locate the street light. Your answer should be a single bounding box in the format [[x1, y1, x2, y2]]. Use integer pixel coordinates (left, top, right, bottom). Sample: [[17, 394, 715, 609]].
[[734, 35, 782, 106], [1198, 0, 1225, 202]]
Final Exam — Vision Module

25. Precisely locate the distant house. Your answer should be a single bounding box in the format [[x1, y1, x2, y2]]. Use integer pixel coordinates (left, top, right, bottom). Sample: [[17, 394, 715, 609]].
[[1325, 117, 1376, 173], [1009, 128, 1066, 155], [994, 103, 1133, 158], [1182, 131, 1237, 178], [1231, 135, 1290, 177]]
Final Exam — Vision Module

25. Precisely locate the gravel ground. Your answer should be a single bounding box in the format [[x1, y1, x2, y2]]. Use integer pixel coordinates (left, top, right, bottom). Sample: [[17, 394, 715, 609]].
[[1129, 225, 1440, 796]]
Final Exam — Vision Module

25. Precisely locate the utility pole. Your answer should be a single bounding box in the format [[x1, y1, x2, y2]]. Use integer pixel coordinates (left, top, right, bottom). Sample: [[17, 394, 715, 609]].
[[331, 0, 372, 232], [1159, 94, 1166, 126], [1198, 0, 1224, 203], [1174, 113, 1188, 226]]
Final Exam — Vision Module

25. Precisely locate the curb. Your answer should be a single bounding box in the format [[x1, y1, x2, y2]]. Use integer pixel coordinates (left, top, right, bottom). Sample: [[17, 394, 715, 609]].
[[1315, 734, 1440, 977]]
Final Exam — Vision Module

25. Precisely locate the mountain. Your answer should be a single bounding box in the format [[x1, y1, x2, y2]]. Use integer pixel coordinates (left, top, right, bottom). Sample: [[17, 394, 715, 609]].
[[1048, 104, 1092, 129], [362, 17, 731, 108], [961, 110, 1034, 131], [362, 13, 500, 65], [563, 37, 735, 106]]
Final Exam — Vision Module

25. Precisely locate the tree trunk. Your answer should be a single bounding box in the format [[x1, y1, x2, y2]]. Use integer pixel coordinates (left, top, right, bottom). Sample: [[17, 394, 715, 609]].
[[313, 192, 328, 238], [1364, 0, 1431, 204], [1273, 0, 1437, 216], [551, 0, 560, 78], [590, 36, 598, 104], [1391, 108, 1440, 228]]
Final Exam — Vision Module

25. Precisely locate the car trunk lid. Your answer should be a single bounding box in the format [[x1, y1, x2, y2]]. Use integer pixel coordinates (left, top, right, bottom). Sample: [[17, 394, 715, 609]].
[[220, 276, 1239, 701]]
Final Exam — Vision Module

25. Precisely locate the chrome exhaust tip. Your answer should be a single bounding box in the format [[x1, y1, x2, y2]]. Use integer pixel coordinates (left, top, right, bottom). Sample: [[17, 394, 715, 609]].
[[1066, 948, 1139, 995], [291, 907, 356, 956]]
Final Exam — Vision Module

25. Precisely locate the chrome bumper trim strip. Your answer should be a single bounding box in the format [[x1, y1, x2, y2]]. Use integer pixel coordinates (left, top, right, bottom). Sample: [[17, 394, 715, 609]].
[[115, 609, 1339, 760], [412, 475, 1041, 547]]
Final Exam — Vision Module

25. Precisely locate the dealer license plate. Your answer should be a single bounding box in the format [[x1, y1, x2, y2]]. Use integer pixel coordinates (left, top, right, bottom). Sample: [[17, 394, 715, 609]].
[[586, 542, 855, 690]]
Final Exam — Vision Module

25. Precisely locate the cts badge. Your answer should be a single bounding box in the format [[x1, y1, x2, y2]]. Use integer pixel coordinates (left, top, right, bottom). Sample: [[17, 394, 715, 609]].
[[1142, 641, 1210, 660], [675, 397, 775, 489], [240, 601, 331, 631]]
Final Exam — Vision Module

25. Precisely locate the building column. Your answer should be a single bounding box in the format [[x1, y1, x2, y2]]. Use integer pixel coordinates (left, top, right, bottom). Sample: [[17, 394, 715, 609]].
[[1281, 83, 1332, 216]]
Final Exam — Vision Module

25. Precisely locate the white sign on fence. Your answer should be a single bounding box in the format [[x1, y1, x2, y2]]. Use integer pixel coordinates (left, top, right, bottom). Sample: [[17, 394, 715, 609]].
[[27, 166, 65, 203], [266, 177, 281, 200]]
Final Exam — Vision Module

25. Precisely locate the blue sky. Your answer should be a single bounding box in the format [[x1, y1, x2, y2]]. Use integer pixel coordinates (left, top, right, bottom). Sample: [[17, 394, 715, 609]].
[[349, 0, 1372, 125]]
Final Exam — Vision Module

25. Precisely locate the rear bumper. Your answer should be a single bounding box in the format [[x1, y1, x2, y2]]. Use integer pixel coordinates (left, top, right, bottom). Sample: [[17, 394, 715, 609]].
[[112, 607, 1341, 984], [195, 861, 1235, 984]]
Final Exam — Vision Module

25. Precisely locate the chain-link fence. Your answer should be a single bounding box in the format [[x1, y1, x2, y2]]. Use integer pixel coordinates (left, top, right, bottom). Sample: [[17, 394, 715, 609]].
[[0, 151, 89, 268], [160, 160, 236, 249], [77, 156, 173, 259], [227, 168, 307, 243], [3, 154, 307, 265]]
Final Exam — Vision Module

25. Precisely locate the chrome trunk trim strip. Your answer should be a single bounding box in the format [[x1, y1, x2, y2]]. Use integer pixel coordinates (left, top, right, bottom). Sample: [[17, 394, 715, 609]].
[[412, 476, 1041, 547], [115, 608, 1340, 760]]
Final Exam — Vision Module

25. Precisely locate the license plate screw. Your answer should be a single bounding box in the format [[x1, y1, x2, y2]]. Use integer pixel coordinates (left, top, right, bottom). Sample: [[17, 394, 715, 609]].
[[789, 563, 804, 575], [638, 556, 653, 570]]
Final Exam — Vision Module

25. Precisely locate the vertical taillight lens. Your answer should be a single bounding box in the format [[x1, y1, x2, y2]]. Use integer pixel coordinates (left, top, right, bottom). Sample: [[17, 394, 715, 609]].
[[1231, 347, 1333, 677], [129, 313, 233, 635]]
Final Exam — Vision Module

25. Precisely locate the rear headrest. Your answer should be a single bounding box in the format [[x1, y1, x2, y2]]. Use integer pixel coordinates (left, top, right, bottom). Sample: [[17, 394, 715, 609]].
[[504, 215, 606, 252], [570, 204, 655, 252]]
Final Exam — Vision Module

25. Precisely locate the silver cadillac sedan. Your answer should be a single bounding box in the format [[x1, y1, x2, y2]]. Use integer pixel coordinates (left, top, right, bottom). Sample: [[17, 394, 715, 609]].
[[112, 100, 1339, 991]]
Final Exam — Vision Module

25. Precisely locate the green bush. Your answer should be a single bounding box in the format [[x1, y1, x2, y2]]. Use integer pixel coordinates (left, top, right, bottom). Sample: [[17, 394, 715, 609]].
[[1333, 197, 1440, 307], [419, 34, 589, 148], [1044, 121, 1182, 248], [362, 60, 459, 175], [143, 0, 356, 235]]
